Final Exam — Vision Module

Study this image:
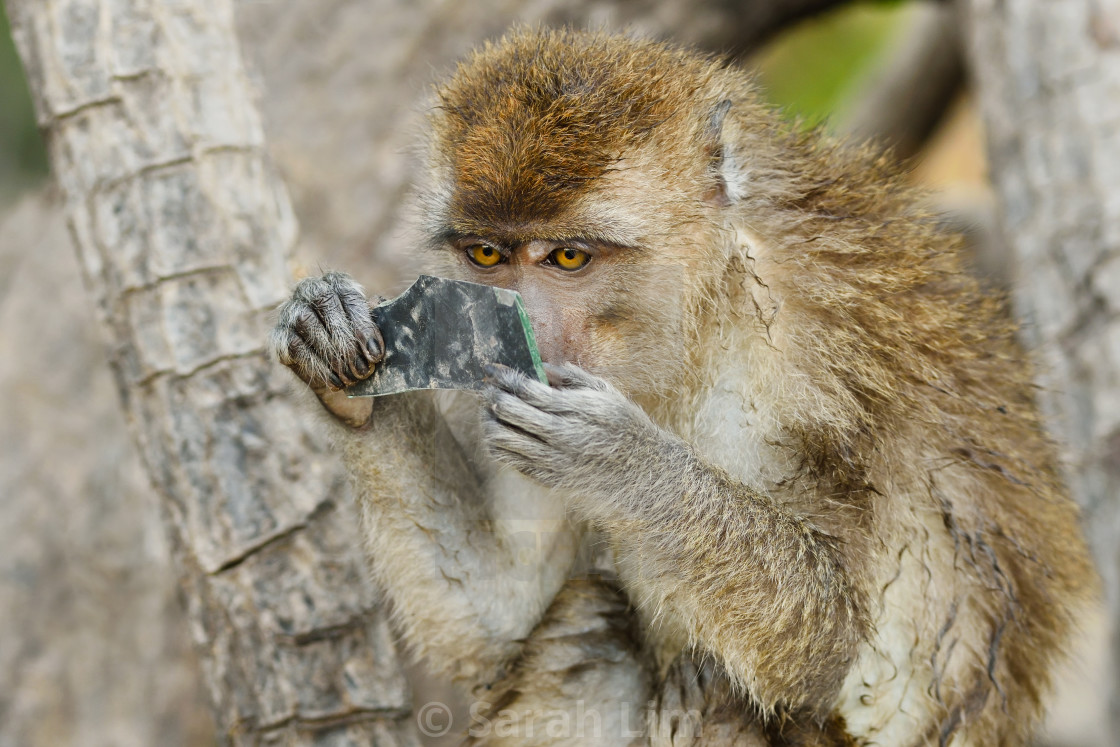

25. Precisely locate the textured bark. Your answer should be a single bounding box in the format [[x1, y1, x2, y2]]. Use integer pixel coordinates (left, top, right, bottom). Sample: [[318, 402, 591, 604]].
[[0, 192, 217, 747], [4, 1, 417, 744], [964, 0, 1120, 740]]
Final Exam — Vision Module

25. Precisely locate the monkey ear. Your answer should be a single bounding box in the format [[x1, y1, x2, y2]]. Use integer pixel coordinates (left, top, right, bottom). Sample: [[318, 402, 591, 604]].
[[703, 99, 741, 207]]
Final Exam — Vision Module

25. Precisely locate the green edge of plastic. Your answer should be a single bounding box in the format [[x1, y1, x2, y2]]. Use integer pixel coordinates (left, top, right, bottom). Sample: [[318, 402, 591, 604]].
[[506, 289, 547, 383]]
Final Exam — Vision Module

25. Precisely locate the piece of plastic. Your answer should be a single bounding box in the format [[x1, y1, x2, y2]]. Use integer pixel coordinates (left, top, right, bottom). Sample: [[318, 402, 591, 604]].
[[346, 275, 546, 397]]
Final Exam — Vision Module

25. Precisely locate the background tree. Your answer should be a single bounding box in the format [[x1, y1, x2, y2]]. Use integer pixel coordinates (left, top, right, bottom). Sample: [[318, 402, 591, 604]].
[[3, 0, 417, 744]]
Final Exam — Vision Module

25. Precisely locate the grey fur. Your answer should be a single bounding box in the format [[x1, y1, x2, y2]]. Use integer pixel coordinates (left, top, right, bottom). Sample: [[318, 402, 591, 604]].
[[270, 271, 383, 391]]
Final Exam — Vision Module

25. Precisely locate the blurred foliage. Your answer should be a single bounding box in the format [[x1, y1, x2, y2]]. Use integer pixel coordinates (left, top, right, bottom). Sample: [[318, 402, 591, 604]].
[[754, 1, 908, 128], [0, 2, 48, 206]]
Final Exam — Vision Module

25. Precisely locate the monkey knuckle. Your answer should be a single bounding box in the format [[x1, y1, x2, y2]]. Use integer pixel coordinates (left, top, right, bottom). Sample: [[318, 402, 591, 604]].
[[292, 307, 326, 346], [564, 364, 610, 392], [481, 408, 517, 438], [501, 368, 537, 396], [291, 277, 369, 349], [329, 278, 372, 314], [311, 294, 348, 331], [481, 388, 502, 412], [487, 387, 514, 410], [322, 270, 361, 293], [343, 296, 376, 331], [280, 343, 304, 371], [582, 373, 613, 393], [274, 300, 307, 337], [275, 295, 299, 318], [579, 398, 629, 429], [271, 327, 318, 385], [292, 275, 333, 303], [488, 401, 515, 427], [491, 370, 520, 394]]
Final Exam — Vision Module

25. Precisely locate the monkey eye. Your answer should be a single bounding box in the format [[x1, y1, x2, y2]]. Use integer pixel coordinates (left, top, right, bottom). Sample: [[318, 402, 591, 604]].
[[547, 247, 591, 271], [466, 244, 503, 268]]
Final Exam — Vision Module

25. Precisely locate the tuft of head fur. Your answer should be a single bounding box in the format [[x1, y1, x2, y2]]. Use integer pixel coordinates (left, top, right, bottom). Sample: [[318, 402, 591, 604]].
[[429, 28, 724, 232]]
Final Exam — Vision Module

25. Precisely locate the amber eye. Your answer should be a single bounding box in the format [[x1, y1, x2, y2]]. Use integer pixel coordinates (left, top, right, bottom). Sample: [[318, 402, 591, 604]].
[[468, 244, 503, 267], [549, 247, 591, 271]]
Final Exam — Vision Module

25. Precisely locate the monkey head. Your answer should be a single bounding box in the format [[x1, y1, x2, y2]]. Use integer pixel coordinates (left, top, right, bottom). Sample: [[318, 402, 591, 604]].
[[417, 29, 759, 401]]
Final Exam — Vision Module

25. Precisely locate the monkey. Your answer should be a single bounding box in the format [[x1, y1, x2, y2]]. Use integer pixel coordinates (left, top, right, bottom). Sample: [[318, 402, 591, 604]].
[[271, 28, 1096, 746]]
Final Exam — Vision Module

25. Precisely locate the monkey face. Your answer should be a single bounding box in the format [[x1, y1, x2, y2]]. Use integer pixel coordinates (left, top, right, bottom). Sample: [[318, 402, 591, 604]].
[[419, 143, 731, 400], [424, 228, 691, 401], [417, 31, 740, 400]]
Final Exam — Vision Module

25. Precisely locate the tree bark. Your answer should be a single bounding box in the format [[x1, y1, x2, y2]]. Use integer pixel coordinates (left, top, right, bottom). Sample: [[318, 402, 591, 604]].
[[4, 1, 418, 744], [964, 0, 1120, 739]]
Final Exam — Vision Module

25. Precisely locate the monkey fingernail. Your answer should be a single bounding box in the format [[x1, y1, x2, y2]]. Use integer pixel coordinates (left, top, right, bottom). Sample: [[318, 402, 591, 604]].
[[352, 354, 371, 378], [486, 365, 526, 394], [482, 363, 503, 383], [329, 372, 345, 390], [365, 335, 384, 362]]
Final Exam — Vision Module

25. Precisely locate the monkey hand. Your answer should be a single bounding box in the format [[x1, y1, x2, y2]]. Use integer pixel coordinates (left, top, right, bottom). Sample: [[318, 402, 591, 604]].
[[271, 271, 385, 427], [483, 363, 685, 514]]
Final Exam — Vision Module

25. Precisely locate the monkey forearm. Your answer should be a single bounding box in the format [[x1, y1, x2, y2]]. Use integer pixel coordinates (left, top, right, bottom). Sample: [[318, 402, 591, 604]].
[[334, 391, 579, 683], [484, 365, 867, 714], [591, 443, 867, 715]]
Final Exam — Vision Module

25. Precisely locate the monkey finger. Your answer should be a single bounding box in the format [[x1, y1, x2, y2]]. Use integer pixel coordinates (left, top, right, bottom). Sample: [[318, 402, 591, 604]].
[[481, 411, 559, 464], [487, 445, 560, 485], [281, 334, 346, 390], [486, 364, 610, 419], [484, 364, 565, 410], [283, 296, 351, 375], [285, 305, 342, 373], [543, 362, 613, 392], [484, 388, 565, 442], [325, 273, 385, 363], [359, 316, 386, 365], [486, 430, 551, 463], [313, 290, 372, 372], [290, 275, 380, 379], [293, 277, 351, 342]]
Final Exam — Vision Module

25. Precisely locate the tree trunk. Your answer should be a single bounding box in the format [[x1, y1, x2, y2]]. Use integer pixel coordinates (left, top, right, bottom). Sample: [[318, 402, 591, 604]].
[[4, 1, 419, 744], [964, 0, 1120, 739]]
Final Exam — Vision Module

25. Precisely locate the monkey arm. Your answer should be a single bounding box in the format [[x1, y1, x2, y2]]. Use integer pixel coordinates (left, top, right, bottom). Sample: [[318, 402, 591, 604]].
[[484, 364, 868, 716], [329, 388, 581, 686], [465, 575, 652, 746], [273, 272, 578, 685]]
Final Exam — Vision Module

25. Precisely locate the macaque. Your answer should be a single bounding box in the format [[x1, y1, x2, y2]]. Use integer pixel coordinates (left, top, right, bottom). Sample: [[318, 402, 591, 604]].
[[272, 29, 1095, 746]]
